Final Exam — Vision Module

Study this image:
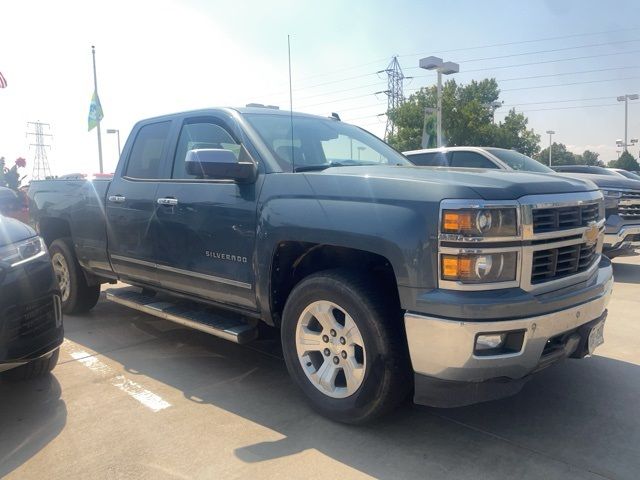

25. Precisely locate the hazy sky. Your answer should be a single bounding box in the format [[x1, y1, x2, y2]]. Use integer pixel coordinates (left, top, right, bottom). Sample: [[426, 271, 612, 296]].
[[1, 0, 639, 177]]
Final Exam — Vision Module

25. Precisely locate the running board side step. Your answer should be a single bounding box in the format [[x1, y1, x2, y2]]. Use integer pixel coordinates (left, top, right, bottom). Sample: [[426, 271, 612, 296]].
[[105, 288, 258, 344]]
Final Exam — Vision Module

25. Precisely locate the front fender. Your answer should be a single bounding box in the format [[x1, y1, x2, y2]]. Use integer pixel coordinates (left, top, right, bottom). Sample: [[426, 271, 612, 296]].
[[254, 173, 443, 319]]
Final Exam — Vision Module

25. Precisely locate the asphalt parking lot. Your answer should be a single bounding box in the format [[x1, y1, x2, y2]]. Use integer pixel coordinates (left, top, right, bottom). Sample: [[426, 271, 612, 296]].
[[1, 256, 639, 480]]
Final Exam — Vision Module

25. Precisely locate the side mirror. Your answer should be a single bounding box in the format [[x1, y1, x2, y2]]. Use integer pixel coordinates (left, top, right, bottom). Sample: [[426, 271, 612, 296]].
[[185, 146, 257, 184]]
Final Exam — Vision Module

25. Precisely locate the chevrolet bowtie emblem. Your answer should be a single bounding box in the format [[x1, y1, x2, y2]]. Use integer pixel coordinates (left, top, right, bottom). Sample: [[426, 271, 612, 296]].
[[584, 223, 599, 245]]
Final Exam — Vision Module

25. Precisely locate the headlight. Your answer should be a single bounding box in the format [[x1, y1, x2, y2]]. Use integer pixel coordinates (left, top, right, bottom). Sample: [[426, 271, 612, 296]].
[[601, 190, 622, 211], [601, 190, 622, 199], [441, 208, 517, 237], [441, 252, 518, 284], [0, 236, 47, 267]]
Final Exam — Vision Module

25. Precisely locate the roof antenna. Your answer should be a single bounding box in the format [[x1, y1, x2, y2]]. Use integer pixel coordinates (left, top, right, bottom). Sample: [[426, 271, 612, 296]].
[[288, 34, 295, 172]]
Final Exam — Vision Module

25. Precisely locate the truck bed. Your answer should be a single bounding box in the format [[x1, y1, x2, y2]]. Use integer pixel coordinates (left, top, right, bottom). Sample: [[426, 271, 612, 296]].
[[29, 178, 114, 278]]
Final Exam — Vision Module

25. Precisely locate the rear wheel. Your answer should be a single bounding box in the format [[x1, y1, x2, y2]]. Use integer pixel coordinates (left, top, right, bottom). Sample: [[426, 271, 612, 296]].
[[49, 238, 101, 314], [281, 269, 411, 424], [3, 348, 59, 381]]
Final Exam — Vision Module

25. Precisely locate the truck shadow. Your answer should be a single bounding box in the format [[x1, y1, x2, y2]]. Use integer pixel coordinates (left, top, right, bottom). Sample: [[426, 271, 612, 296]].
[[612, 261, 640, 284], [62, 302, 640, 480], [0, 374, 67, 478]]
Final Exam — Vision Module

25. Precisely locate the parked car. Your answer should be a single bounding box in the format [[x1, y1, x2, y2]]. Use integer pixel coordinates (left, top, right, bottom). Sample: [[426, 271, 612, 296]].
[[0, 214, 63, 380], [553, 165, 621, 176], [29, 108, 612, 423], [404, 147, 640, 258], [608, 168, 640, 181]]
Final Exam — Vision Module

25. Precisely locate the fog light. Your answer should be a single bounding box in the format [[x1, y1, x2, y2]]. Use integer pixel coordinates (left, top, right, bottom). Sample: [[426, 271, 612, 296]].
[[474, 330, 526, 356], [476, 334, 506, 351]]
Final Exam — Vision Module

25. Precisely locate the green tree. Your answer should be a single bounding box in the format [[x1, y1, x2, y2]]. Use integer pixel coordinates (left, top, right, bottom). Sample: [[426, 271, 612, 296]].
[[535, 143, 579, 166], [387, 78, 540, 155], [609, 151, 640, 171], [579, 150, 603, 166], [387, 79, 500, 150], [492, 109, 540, 157]]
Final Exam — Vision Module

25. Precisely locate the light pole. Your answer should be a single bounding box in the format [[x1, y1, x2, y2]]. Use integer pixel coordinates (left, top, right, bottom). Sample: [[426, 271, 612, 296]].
[[419, 56, 460, 147], [546, 130, 556, 166], [617, 94, 639, 151], [106, 128, 121, 159]]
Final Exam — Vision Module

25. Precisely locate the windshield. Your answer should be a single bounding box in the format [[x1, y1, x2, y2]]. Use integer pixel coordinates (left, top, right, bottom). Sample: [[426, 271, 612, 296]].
[[613, 169, 640, 180], [243, 113, 411, 171], [587, 166, 620, 176], [485, 148, 553, 173], [557, 165, 620, 176]]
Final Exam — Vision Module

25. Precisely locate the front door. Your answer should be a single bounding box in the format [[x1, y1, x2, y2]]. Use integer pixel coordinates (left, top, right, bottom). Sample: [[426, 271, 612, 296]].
[[153, 115, 260, 310], [106, 120, 172, 285]]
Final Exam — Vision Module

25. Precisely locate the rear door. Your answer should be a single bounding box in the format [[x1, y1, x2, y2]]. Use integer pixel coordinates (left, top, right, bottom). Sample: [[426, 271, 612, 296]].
[[153, 114, 260, 310], [106, 120, 173, 285]]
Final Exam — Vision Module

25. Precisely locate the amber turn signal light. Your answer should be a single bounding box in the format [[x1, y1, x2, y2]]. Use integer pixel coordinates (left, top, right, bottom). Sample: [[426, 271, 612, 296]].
[[442, 212, 473, 233]]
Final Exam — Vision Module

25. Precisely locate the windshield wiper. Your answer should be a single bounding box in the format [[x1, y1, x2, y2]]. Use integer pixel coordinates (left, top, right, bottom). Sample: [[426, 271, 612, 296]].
[[294, 161, 379, 172]]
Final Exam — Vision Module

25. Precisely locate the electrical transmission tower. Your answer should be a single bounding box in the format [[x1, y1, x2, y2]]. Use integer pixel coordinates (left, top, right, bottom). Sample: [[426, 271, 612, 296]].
[[26, 121, 53, 180], [377, 56, 407, 140]]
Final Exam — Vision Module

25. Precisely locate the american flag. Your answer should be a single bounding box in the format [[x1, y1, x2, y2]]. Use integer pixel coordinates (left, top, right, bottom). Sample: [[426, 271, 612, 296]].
[[0, 71, 6, 88]]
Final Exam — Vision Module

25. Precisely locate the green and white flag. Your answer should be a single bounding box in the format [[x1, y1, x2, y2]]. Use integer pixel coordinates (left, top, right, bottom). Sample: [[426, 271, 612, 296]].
[[421, 107, 437, 149], [88, 91, 104, 131]]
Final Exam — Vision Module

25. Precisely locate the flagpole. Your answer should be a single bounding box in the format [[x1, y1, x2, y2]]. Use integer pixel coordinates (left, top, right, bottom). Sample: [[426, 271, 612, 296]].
[[92, 45, 104, 173]]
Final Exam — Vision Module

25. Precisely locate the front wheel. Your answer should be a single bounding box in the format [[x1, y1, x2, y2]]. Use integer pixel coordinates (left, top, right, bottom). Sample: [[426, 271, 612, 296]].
[[49, 238, 101, 314], [281, 270, 411, 424]]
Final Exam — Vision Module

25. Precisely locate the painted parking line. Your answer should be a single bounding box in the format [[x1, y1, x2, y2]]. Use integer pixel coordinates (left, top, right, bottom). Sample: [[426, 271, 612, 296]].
[[69, 349, 171, 413]]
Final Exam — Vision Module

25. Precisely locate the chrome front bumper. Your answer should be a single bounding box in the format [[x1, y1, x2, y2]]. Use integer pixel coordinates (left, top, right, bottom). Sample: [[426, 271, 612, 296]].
[[404, 271, 613, 383], [604, 224, 640, 249]]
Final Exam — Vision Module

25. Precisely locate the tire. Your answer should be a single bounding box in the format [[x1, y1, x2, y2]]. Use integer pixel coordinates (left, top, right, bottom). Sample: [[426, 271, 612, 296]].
[[281, 269, 411, 424], [3, 348, 59, 381], [49, 238, 101, 314]]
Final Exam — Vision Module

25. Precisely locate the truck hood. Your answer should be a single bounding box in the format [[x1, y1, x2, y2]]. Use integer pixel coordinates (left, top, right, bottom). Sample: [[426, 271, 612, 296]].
[[0, 214, 36, 248], [555, 172, 640, 191], [317, 165, 597, 200]]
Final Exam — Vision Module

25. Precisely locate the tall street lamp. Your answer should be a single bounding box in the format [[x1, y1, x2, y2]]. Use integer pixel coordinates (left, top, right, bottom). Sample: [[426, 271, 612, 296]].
[[617, 94, 639, 151], [106, 128, 121, 159], [546, 130, 556, 166], [419, 56, 460, 147]]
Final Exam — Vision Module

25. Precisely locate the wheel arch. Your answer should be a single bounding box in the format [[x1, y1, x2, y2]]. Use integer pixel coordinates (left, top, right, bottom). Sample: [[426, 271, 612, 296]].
[[264, 242, 400, 327], [37, 216, 72, 247]]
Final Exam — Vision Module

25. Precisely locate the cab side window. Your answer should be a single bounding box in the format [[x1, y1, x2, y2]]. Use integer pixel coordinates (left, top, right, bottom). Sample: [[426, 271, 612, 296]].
[[408, 152, 448, 166], [172, 121, 241, 179], [450, 151, 498, 169], [125, 121, 172, 179]]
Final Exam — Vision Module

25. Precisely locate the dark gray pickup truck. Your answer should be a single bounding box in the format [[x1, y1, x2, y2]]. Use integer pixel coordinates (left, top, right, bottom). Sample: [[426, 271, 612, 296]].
[[29, 107, 613, 423], [552, 165, 640, 258]]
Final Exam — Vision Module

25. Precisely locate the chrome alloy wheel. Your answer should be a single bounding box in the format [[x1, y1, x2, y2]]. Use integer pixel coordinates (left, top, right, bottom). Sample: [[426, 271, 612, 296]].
[[52, 252, 70, 302], [295, 300, 366, 398]]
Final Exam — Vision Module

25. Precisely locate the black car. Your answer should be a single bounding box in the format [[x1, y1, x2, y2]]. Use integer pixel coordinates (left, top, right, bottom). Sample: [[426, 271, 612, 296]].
[[0, 214, 63, 380]]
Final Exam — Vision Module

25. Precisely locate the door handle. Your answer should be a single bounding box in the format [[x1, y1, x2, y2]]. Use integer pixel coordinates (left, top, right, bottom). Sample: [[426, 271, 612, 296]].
[[108, 195, 126, 203], [157, 197, 179, 206]]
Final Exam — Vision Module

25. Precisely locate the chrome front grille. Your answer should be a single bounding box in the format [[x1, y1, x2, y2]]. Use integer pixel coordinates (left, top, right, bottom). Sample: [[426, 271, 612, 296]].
[[619, 191, 640, 220], [532, 203, 599, 233], [531, 243, 597, 284]]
